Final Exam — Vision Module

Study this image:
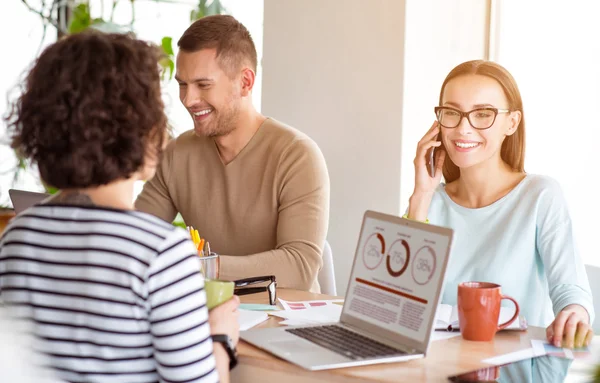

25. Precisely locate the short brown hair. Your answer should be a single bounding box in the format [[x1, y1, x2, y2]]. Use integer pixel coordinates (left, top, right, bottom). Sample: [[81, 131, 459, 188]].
[[178, 15, 257, 77], [5, 31, 167, 189], [438, 60, 526, 183]]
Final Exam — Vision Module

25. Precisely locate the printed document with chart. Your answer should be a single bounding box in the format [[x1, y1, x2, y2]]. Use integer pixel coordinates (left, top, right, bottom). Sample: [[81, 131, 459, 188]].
[[344, 216, 451, 343]]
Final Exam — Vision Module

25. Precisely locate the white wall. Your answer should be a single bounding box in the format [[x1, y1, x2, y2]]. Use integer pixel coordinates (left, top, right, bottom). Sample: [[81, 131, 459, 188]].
[[262, 0, 407, 294], [400, 0, 489, 212], [262, 0, 490, 294]]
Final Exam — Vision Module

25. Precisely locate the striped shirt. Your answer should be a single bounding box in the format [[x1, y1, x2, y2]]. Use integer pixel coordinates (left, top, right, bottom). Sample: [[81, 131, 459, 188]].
[[0, 204, 218, 383]]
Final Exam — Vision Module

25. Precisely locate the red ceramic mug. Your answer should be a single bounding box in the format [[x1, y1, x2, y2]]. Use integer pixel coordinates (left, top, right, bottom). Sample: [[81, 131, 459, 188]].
[[457, 282, 520, 341]]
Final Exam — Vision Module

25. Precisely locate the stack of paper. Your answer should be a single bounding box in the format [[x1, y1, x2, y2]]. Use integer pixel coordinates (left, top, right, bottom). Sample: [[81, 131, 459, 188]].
[[238, 309, 269, 331], [278, 298, 344, 311], [239, 303, 280, 312], [266, 298, 344, 326], [270, 304, 342, 326]]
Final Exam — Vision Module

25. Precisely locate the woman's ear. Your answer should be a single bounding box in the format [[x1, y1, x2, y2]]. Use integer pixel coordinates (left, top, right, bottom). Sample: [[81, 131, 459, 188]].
[[506, 110, 522, 136]]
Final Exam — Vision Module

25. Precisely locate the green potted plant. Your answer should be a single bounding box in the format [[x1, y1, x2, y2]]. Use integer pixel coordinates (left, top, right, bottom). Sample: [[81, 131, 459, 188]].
[[1, 0, 225, 229]]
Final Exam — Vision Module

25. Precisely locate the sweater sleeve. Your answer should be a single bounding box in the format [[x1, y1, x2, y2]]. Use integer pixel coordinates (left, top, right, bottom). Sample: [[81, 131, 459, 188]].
[[535, 179, 595, 323], [135, 139, 179, 224], [146, 229, 219, 383], [219, 137, 330, 292]]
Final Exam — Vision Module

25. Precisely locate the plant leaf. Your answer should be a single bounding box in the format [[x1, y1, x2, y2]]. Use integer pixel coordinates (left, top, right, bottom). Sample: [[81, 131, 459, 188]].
[[159, 36, 175, 80], [167, 59, 175, 80], [190, 8, 204, 21], [172, 220, 186, 229], [161, 36, 174, 56], [68, 3, 92, 34], [45, 186, 59, 195], [159, 57, 175, 80]]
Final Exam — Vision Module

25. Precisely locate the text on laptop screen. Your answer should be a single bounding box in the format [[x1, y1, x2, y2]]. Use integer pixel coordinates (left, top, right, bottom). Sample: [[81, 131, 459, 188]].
[[343, 216, 451, 344]]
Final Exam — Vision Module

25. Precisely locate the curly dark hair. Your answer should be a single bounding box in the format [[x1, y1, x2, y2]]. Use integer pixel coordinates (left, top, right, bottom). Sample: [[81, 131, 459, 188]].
[[4, 31, 168, 189]]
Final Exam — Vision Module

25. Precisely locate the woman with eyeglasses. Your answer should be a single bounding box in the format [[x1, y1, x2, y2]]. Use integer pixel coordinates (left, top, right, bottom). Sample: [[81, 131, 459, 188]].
[[407, 60, 594, 349]]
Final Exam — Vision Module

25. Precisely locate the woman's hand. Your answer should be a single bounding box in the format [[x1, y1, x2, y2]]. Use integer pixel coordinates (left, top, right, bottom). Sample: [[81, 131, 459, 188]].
[[209, 295, 240, 346], [546, 304, 593, 348], [407, 121, 446, 221], [414, 121, 446, 192]]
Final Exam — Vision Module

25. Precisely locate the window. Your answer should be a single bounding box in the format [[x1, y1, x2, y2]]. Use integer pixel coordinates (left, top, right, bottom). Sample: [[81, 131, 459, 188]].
[[0, 0, 264, 205], [0, 1, 55, 203], [120, 0, 264, 136], [492, 1, 600, 266]]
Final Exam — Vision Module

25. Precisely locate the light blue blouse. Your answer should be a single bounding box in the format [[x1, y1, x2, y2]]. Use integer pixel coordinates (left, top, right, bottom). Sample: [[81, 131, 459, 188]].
[[427, 174, 594, 327]]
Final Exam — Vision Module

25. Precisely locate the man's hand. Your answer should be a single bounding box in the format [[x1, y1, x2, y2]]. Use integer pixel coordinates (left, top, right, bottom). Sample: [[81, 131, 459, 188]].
[[546, 304, 593, 348]]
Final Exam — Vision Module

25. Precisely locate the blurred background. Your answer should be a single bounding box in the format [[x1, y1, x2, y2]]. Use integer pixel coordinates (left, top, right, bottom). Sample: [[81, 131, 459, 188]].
[[1, 0, 599, 294]]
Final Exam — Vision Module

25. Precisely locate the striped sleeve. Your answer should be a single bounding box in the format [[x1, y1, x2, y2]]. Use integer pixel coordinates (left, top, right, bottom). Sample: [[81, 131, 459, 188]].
[[146, 228, 218, 383]]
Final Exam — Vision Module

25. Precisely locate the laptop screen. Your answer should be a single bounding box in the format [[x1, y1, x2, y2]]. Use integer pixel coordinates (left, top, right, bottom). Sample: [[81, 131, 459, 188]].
[[9, 189, 50, 215], [342, 213, 452, 345]]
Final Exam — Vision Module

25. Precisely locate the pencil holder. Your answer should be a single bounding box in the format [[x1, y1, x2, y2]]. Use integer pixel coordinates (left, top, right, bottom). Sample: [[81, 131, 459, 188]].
[[198, 251, 219, 280]]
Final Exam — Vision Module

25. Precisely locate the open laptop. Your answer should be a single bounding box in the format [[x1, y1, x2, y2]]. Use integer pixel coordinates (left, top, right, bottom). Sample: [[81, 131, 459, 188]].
[[241, 210, 454, 371], [9, 189, 50, 215]]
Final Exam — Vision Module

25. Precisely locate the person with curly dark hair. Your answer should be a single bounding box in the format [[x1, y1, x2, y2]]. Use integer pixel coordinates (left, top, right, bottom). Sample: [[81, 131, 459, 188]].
[[1, 31, 239, 383]]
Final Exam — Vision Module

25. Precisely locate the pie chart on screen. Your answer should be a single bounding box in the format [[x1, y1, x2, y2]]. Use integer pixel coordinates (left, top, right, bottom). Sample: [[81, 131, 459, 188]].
[[386, 239, 410, 277], [412, 245, 437, 285], [362, 232, 386, 270]]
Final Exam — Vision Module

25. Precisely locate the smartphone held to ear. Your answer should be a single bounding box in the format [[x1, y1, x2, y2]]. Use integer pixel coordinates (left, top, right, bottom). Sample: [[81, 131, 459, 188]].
[[428, 147, 436, 177], [428, 132, 442, 177]]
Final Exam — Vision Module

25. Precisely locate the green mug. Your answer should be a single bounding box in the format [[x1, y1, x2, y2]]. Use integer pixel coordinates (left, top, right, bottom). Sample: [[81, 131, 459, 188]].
[[205, 279, 234, 310]]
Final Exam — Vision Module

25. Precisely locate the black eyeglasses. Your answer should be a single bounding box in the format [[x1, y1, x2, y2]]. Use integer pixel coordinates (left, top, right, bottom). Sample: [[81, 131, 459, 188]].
[[434, 106, 511, 130], [234, 275, 277, 306]]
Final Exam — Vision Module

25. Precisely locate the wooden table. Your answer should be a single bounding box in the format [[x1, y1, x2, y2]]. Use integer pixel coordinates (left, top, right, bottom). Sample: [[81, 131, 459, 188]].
[[0, 210, 15, 235], [233, 289, 549, 382]]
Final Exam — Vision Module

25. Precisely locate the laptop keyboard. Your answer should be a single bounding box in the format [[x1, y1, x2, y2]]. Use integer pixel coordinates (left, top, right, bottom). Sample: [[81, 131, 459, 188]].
[[286, 325, 407, 360]]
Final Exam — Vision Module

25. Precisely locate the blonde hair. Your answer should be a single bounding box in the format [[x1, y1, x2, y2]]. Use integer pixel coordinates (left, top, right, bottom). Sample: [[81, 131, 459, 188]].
[[438, 60, 526, 183]]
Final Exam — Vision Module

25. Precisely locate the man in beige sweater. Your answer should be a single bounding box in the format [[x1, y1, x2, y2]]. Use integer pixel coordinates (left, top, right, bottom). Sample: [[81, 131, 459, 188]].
[[135, 15, 330, 292]]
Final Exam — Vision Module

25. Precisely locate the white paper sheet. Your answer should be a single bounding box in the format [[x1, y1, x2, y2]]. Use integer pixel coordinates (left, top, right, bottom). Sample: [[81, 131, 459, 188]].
[[238, 309, 269, 331], [278, 298, 344, 311], [270, 304, 342, 325], [431, 331, 462, 342], [531, 339, 579, 359], [482, 348, 537, 365], [278, 319, 319, 326]]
